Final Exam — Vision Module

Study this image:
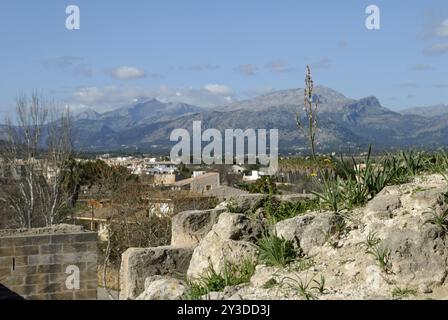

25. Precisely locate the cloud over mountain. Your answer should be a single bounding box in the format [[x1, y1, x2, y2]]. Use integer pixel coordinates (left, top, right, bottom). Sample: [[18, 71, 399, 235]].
[[110, 66, 147, 80]]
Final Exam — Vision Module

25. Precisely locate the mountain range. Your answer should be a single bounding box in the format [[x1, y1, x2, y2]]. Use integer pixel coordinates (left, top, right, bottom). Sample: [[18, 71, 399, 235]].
[[36, 87, 448, 154]]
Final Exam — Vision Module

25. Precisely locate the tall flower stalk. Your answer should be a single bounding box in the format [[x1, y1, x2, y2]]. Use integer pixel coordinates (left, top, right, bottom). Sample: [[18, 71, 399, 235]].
[[297, 66, 340, 212], [297, 65, 319, 164]]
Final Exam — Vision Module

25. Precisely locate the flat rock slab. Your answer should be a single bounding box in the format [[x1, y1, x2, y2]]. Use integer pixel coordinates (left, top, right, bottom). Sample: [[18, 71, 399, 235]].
[[119, 246, 193, 300], [171, 209, 226, 248]]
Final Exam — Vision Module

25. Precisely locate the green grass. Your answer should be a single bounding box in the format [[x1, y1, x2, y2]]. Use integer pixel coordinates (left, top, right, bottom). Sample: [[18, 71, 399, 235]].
[[310, 148, 446, 213], [392, 287, 417, 299], [226, 198, 240, 213], [183, 259, 257, 300], [364, 232, 392, 273], [252, 196, 320, 224], [424, 208, 448, 232], [280, 274, 327, 300], [281, 275, 316, 300], [365, 231, 381, 251], [258, 230, 297, 268], [366, 243, 392, 273]]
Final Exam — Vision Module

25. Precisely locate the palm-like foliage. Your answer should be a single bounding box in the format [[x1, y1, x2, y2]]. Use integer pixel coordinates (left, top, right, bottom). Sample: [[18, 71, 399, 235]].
[[258, 230, 297, 267]]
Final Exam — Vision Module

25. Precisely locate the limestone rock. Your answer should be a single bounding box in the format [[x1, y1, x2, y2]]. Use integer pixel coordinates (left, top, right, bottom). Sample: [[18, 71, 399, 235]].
[[275, 212, 343, 254], [366, 193, 401, 215], [119, 246, 193, 300], [171, 209, 225, 248], [382, 225, 448, 289], [187, 231, 258, 279], [410, 188, 447, 211], [136, 276, 187, 300], [227, 194, 266, 213], [212, 212, 262, 242]]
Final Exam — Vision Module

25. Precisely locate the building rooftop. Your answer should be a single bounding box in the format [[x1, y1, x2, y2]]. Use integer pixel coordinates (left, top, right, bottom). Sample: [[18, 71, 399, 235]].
[[173, 172, 219, 187]]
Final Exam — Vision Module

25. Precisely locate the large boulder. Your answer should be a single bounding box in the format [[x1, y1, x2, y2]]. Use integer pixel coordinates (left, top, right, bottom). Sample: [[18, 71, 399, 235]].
[[212, 212, 262, 242], [119, 246, 193, 300], [275, 212, 344, 255], [410, 188, 447, 211], [226, 194, 267, 213], [187, 213, 259, 279], [382, 224, 448, 289], [366, 193, 402, 214], [136, 276, 187, 300], [171, 209, 226, 247]]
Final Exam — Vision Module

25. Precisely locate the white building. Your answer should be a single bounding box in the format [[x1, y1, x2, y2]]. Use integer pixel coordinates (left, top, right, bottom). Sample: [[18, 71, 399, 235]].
[[243, 170, 265, 182]]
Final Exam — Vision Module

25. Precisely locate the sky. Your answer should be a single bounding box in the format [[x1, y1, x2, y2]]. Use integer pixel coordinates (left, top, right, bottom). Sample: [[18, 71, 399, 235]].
[[0, 0, 447, 119]]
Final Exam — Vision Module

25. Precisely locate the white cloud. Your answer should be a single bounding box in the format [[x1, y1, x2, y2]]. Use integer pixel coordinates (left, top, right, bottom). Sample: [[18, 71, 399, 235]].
[[70, 84, 236, 111], [423, 43, 448, 56], [202, 84, 233, 95], [110, 66, 146, 80], [435, 18, 448, 37]]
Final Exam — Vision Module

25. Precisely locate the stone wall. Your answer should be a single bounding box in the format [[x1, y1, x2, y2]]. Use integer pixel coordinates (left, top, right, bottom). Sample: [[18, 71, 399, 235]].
[[0, 225, 97, 300]]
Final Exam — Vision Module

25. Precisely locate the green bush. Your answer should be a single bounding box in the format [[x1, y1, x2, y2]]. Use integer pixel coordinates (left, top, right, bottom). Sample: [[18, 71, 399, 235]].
[[313, 147, 436, 212], [253, 196, 319, 223], [258, 230, 297, 267], [235, 176, 279, 195]]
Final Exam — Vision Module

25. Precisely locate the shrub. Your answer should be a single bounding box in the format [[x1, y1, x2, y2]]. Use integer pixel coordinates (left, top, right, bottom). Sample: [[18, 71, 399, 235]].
[[226, 198, 240, 213], [398, 150, 429, 177], [258, 229, 297, 267], [100, 215, 171, 266], [235, 176, 279, 195], [313, 174, 342, 212], [252, 195, 320, 223]]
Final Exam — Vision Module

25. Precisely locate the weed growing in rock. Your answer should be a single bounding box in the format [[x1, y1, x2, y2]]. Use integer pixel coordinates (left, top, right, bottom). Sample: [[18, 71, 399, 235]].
[[312, 275, 328, 294], [280, 273, 327, 300], [258, 229, 297, 268], [365, 231, 381, 251], [392, 287, 417, 299], [183, 259, 257, 300], [366, 242, 392, 273], [322, 229, 340, 249], [252, 196, 319, 224], [424, 208, 448, 232], [281, 275, 316, 300]]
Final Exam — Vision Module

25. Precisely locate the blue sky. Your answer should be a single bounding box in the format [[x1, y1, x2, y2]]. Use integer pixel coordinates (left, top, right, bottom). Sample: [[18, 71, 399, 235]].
[[0, 0, 447, 118]]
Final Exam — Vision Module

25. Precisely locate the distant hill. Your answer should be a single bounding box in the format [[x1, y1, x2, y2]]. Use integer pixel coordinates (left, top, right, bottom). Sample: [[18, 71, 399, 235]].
[[36, 88, 448, 153], [399, 104, 448, 118]]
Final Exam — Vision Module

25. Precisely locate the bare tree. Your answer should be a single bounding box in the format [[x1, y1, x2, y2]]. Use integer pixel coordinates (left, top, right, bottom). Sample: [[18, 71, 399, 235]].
[[0, 92, 74, 229]]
